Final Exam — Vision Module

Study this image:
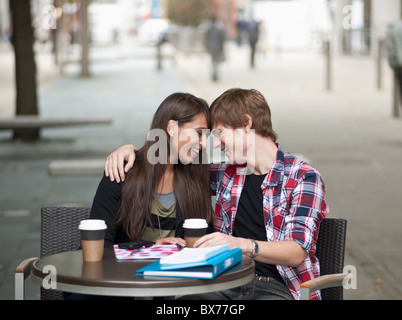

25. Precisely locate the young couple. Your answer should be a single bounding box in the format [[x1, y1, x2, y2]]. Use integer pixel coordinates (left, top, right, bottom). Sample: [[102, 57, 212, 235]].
[[90, 88, 329, 300]]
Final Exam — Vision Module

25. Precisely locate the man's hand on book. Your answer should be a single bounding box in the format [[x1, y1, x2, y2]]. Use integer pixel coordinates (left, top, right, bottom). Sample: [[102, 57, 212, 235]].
[[193, 232, 252, 256]]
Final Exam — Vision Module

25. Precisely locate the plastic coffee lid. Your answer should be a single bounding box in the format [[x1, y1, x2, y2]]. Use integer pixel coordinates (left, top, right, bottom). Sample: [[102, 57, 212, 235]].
[[182, 219, 208, 228], [78, 219, 107, 230]]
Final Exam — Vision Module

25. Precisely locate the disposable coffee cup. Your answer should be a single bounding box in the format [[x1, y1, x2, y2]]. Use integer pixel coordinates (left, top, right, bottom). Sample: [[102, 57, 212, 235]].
[[183, 219, 208, 248], [78, 219, 107, 262]]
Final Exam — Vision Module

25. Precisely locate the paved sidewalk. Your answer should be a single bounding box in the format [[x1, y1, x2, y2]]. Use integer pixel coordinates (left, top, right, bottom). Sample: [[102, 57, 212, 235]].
[[1, 40, 401, 300]]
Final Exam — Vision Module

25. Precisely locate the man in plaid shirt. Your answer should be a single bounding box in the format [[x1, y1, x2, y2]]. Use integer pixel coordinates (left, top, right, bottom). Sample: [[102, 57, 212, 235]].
[[192, 88, 329, 300], [105, 88, 329, 300], [206, 150, 327, 300]]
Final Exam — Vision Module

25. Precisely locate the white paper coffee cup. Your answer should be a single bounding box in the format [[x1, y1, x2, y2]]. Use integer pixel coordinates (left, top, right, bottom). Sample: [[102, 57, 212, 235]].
[[79, 219, 107, 231], [183, 219, 208, 229], [78, 219, 107, 261], [183, 219, 208, 248]]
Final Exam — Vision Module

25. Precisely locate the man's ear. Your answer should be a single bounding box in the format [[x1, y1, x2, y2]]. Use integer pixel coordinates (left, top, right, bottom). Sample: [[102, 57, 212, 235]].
[[243, 114, 253, 132], [167, 120, 178, 137]]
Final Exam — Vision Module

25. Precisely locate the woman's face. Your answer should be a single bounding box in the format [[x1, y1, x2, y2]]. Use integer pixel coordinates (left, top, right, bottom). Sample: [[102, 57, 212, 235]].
[[169, 113, 209, 164]]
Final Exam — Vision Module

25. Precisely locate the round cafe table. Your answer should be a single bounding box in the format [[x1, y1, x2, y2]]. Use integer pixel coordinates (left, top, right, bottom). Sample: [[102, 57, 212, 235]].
[[31, 247, 255, 297]]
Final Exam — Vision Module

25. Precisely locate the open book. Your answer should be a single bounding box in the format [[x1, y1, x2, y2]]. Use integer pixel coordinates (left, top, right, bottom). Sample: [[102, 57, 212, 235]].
[[159, 244, 230, 266]]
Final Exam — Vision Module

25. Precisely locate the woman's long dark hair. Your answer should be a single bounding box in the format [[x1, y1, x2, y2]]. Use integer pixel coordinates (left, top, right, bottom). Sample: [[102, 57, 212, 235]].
[[115, 93, 215, 241]]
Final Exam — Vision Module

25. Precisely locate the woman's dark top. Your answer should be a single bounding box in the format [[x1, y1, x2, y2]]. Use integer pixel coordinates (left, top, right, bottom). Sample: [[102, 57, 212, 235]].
[[90, 174, 184, 247]]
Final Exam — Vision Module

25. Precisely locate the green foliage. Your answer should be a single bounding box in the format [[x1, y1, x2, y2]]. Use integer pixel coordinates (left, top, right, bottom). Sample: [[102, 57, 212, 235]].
[[167, 0, 213, 26]]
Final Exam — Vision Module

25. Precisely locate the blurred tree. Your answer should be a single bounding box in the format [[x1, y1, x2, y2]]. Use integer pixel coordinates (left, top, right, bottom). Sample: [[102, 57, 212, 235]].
[[81, 0, 90, 77], [167, 0, 213, 26], [9, 0, 39, 140]]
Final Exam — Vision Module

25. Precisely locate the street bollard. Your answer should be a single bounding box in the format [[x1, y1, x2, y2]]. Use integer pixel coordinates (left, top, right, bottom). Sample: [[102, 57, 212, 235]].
[[157, 42, 162, 71], [377, 38, 384, 90], [325, 39, 332, 91], [393, 72, 401, 118]]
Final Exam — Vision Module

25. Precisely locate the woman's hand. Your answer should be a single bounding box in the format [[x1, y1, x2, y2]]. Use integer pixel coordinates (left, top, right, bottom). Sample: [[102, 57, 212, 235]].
[[105, 144, 137, 183], [155, 237, 186, 248]]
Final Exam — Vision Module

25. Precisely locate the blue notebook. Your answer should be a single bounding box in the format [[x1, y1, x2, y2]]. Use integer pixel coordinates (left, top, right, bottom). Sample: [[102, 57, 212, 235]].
[[136, 248, 242, 279]]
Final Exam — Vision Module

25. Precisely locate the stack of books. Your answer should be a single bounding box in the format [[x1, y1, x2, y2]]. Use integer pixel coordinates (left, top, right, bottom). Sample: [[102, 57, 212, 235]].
[[136, 244, 242, 279]]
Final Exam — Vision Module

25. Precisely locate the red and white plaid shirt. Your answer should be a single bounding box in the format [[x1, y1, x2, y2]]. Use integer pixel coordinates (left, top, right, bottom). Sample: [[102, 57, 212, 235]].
[[210, 144, 329, 300]]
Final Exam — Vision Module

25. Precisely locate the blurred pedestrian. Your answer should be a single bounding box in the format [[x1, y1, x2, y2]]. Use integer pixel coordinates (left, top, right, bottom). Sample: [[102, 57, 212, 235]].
[[236, 17, 246, 47], [247, 18, 260, 68], [204, 17, 226, 82], [387, 21, 402, 106]]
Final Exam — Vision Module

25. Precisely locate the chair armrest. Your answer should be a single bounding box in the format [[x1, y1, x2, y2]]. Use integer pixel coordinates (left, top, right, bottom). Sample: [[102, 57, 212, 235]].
[[15, 257, 38, 300], [300, 273, 348, 300], [15, 257, 38, 279]]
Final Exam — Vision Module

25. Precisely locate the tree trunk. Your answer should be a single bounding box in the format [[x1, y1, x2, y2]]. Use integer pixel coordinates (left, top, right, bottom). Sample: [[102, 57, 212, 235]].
[[81, 0, 90, 77], [10, 0, 39, 140]]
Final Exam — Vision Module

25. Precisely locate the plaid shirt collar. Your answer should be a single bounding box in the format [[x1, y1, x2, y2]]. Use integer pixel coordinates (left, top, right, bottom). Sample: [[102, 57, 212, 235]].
[[263, 143, 285, 188]]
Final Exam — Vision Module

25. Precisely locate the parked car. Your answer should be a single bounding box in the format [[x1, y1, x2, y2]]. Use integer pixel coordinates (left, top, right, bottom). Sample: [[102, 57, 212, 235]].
[[137, 19, 170, 45]]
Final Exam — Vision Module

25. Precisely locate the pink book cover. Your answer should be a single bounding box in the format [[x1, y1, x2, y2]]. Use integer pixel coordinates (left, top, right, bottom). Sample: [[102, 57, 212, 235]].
[[113, 244, 179, 260]]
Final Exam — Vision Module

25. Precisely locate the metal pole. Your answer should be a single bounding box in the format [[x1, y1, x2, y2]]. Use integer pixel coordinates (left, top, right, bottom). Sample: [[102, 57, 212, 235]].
[[393, 72, 401, 118], [377, 38, 383, 90], [81, 0, 90, 77], [156, 42, 162, 70], [325, 39, 332, 90]]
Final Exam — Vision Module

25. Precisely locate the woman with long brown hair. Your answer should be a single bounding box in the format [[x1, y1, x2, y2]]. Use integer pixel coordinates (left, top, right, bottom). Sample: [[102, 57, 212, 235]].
[[90, 92, 215, 247]]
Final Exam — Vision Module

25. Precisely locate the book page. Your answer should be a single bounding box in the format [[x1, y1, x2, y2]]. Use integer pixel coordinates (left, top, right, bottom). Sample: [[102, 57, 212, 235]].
[[160, 244, 229, 265]]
